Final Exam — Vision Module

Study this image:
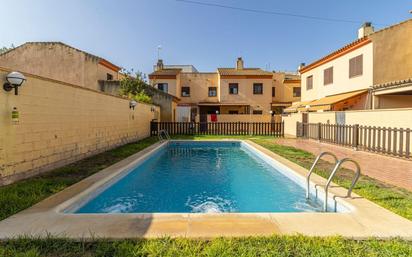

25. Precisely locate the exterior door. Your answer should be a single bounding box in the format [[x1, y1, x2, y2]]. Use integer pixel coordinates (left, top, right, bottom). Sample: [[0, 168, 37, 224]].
[[302, 113, 309, 137]]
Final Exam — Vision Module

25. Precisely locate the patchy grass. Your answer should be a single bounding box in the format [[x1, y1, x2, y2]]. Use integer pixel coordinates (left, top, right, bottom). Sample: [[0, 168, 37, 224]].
[[251, 138, 412, 221], [0, 137, 158, 221], [0, 236, 411, 257]]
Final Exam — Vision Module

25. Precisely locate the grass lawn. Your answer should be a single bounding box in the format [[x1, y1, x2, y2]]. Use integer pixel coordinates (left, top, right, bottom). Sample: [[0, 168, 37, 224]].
[[1, 135, 412, 256], [1, 236, 411, 257]]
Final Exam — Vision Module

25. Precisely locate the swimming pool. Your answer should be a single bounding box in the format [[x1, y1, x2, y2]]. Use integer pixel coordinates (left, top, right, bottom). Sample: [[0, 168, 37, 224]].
[[72, 141, 339, 214]]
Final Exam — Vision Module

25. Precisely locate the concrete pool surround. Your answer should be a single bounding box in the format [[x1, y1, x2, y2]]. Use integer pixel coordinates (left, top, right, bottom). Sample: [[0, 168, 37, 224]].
[[0, 140, 412, 239]]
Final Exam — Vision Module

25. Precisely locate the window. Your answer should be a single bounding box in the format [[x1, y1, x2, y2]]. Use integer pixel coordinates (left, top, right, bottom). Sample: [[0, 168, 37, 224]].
[[229, 83, 238, 94], [349, 54, 363, 78], [272, 87, 276, 97], [252, 110, 263, 115], [106, 73, 113, 80], [208, 87, 217, 97], [324, 67, 333, 85], [157, 83, 168, 93], [181, 87, 190, 97], [253, 83, 263, 94], [228, 110, 238, 114], [306, 75, 313, 90], [293, 87, 301, 97]]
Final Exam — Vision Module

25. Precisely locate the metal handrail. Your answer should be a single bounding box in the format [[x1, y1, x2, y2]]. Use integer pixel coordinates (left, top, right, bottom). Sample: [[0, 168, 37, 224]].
[[163, 130, 171, 140], [306, 152, 338, 199], [158, 129, 170, 142], [323, 158, 361, 212], [158, 133, 164, 142]]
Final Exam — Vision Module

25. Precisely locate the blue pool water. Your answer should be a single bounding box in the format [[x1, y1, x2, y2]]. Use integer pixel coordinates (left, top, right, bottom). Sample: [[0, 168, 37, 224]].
[[75, 141, 324, 213]]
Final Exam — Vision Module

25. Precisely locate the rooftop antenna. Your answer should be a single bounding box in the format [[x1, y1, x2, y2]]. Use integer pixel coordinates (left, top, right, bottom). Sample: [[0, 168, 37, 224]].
[[157, 45, 162, 60]]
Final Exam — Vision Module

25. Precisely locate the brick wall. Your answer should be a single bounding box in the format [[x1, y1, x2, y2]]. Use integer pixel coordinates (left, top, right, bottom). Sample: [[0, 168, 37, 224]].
[[0, 67, 159, 185]]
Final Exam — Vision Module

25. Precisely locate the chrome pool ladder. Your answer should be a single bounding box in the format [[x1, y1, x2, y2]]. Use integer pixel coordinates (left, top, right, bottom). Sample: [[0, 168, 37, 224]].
[[306, 152, 338, 199], [158, 129, 171, 142], [323, 158, 361, 212], [306, 152, 361, 212]]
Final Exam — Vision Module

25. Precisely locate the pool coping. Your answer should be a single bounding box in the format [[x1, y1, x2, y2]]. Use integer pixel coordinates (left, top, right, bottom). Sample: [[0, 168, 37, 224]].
[[1, 139, 412, 239]]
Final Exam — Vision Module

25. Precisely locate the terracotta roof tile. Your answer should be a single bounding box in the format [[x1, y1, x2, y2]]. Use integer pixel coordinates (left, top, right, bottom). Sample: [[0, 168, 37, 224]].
[[299, 37, 371, 73], [149, 68, 182, 76], [372, 78, 412, 90], [300, 19, 412, 74]]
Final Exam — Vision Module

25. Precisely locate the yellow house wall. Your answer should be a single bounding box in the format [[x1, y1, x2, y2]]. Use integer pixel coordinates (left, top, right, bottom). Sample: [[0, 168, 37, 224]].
[[219, 77, 273, 113], [150, 78, 178, 96], [0, 43, 119, 91], [97, 64, 119, 82], [179, 73, 219, 104], [370, 19, 412, 85], [375, 95, 412, 109], [219, 105, 248, 114], [272, 73, 300, 104], [0, 67, 159, 185], [301, 43, 373, 102]]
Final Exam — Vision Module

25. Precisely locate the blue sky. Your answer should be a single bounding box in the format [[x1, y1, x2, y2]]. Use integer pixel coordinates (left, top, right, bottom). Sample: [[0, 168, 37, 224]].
[[1, 0, 411, 74]]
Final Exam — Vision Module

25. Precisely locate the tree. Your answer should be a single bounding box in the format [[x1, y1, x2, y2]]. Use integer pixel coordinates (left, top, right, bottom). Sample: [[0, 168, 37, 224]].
[[0, 44, 15, 54], [119, 70, 153, 104]]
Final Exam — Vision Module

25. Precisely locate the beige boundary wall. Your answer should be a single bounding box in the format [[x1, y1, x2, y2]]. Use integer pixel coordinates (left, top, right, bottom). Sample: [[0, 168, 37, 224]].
[[206, 114, 281, 123], [283, 114, 302, 137], [0, 67, 159, 185], [283, 108, 412, 137]]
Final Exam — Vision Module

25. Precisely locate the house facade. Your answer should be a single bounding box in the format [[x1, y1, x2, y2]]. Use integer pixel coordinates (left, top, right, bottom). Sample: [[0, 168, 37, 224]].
[[0, 42, 180, 122], [149, 58, 300, 121], [291, 18, 412, 113], [0, 42, 122, 91]]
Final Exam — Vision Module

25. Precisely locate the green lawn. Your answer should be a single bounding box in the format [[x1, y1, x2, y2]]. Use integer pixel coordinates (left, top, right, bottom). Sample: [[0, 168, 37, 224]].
[[1, 236, 411, 257], [1, 135, 412, 256]]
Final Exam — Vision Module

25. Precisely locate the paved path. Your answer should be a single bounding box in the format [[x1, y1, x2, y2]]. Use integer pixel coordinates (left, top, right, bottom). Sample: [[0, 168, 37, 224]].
[[276, 139, 412, 191]]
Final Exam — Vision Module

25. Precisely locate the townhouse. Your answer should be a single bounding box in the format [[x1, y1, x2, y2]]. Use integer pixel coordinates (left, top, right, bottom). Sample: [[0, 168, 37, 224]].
[[287, 18, 412, 113], [149, 57, 300, 122], [0, 42, 123, 92]]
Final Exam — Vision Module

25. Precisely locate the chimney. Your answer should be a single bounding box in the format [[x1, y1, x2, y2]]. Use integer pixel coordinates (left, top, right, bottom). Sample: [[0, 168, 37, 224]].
[[156, 59, 164, 71], [236, 57, 244, 70], [298, 63, 305, 72], [358, 22, 374, 39]]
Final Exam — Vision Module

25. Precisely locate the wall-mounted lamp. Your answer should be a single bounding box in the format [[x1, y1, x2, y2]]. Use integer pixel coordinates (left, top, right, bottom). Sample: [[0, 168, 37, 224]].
[[215, 110, 219, 114], [129, 100, 137, 110], [3, 71, 26, 95]]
